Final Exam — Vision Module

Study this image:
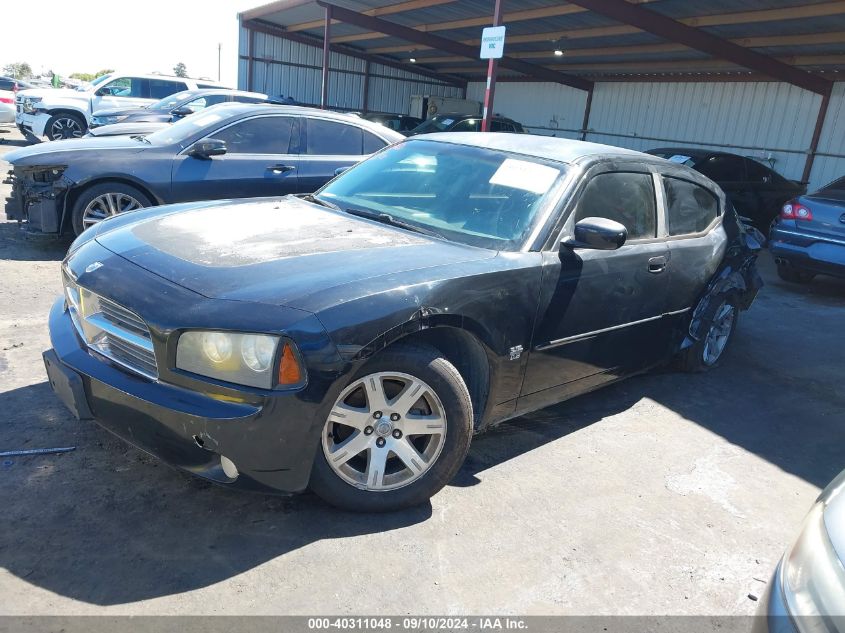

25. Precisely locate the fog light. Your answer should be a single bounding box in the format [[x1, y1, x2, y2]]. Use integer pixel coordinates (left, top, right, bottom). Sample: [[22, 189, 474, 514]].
[[220, 455, 239, 479]]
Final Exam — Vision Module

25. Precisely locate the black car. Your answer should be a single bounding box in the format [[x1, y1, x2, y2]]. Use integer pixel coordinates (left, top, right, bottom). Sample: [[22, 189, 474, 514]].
[[43, 133, 761, 511], [648, 148, 806, 232], [5, 103, 403, 236], [0, 76, 36, 91], [88, 89, 273, 128], [409, 113, 526, 135], [769, 175, 845, 283], [361, 112, 424, 135]]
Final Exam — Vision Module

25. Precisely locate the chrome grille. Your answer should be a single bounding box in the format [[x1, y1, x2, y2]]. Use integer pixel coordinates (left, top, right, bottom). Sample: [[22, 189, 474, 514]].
[[63, 268, 158, 380]]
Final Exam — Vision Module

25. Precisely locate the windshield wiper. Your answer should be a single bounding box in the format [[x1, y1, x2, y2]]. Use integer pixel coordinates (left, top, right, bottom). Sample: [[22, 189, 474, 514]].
[[301, 193, 341, 211], [343, 207, 445, 240]]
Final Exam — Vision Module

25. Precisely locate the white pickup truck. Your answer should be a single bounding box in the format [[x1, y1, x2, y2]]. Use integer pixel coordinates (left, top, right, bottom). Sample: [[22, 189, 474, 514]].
[[16, 72, 226, 141]]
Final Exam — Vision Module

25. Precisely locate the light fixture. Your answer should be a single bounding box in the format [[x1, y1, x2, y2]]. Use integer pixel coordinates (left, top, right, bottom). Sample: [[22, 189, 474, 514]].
[[554, 49, 564, 56], [409, 57, 417, 63]]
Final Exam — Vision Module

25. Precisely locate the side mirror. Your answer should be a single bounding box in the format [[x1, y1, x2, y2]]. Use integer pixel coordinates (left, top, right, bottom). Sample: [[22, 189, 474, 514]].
[[563, 217, 627, 251], [170, 106, 194, 118], [189, 138, 227, 159], [95, 87, 108, 96], [334, 166, 351, 177]]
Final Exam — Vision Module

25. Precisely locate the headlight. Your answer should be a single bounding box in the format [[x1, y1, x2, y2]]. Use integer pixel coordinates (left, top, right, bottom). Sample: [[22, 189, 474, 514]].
[[781, 502, 845, 630], [176, 331, 303, 389], [93, 115, 126, 125], [22, 97, 41, 113]]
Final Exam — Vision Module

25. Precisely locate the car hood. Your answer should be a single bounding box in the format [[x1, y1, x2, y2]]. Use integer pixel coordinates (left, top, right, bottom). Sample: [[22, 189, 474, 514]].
[[5, 136, 149, 164], [19, 87, 89, 100], [94, 196, 496, 311], [87, 122, 170, 137], [93, 107, 151, 118]]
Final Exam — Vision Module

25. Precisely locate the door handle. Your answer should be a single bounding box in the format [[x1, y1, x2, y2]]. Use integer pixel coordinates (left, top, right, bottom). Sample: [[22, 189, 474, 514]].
[[268, 164, 296, 174], [648, 255, 667, 274]]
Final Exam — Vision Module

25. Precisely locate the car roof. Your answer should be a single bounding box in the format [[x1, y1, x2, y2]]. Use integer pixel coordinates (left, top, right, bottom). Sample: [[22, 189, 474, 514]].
[[416, 132, 649, 164], [201, 103, 406, 139], [648, 147, 735, 160], [173, 88, 267, 99]]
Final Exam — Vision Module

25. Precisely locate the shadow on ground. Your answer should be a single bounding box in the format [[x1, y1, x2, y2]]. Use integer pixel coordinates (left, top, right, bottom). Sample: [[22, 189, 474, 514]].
[[0, 256, 842, 606], [0, 222, 70, 261]]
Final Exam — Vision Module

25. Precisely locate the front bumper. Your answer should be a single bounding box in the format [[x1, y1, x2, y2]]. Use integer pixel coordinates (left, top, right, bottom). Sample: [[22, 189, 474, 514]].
[[769, 226, 845, 279], [752, 564, 799, 633], [15, 111, 50, 138], [46, 293, 333, 495], [4, 166, 70, 234]]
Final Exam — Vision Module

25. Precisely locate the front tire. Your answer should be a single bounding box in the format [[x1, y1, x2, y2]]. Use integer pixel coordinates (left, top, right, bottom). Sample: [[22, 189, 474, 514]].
[[677, 297, 738, 372], [71, 182, 152, 236], [310, 344, 473, 512], [45, 112, 86, 140]]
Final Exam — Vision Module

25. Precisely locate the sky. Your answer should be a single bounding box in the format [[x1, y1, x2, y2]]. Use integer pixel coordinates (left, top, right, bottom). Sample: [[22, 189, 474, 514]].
[[0, 0, 266, 87]]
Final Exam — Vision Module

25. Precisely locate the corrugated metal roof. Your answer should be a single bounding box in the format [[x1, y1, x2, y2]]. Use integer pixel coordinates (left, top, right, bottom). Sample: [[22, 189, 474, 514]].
[[240, 0, 845, 83]]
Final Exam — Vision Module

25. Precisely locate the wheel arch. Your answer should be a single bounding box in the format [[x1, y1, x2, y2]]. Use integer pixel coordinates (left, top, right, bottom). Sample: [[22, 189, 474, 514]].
[[353, 315, 493, 430], [63, 176, 163, 233]]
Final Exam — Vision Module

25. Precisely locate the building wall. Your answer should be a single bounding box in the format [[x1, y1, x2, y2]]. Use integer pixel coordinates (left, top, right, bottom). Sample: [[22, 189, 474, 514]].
[[238, 26, 462, 113], [465, 80, 845, 190]]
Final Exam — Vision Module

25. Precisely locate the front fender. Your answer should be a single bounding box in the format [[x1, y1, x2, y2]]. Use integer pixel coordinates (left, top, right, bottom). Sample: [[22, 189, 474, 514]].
[[38, 97, 91, 117]]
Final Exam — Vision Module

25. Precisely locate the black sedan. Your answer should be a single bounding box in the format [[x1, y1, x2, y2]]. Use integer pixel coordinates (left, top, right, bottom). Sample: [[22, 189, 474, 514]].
[[769, 175, 845, 283], [647, 148, 806, 232], [44, 134, 761, 512], [5, 103, 403, 236], [89, 88, 271, 128], [361, 112, 424, 135], [409, 113, 526, 135]]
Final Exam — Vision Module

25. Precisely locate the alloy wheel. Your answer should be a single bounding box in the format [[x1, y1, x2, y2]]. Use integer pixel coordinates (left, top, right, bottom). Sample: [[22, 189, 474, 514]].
[[49, 117, 84, 140], [702, 302, 736, 366], [322, 371, 447, 491], [82, 193, 144, 228]]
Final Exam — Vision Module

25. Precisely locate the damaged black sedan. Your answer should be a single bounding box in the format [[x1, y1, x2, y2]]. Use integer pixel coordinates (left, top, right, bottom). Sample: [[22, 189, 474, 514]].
[[44, 134, 762, 512]]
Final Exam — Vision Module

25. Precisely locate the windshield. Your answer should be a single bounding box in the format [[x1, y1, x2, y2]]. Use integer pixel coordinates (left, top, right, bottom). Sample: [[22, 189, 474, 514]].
[[145, 108, 229, 145], [410, 116, 457, 134], [316, 139, 566, 250], [649, 151, 696, 166], [148, 90, 195, 111], [79, 74, 113, 91]]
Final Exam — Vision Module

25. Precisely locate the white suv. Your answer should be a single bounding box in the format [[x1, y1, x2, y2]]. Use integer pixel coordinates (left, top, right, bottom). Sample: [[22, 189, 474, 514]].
[[16, 72, 227, 141]]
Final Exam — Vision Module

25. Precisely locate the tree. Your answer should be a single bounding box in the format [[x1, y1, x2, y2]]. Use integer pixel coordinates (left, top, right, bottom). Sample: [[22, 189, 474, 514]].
[[173, 62, 187, 78], [69, 69, 114, 82], [2, 62, 33, 79]]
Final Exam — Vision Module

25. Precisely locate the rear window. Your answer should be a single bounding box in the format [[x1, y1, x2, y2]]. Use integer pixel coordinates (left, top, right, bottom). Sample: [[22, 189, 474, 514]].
[[663, 176, 719, 235], [306, 119, 364, 155]]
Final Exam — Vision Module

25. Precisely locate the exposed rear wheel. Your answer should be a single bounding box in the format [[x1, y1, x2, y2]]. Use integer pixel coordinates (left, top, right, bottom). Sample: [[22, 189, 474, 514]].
[[45, 113, 86, 140], [677, 297, 738, 372], [71, 182, 152, 236], [310, 344, 473, 512]]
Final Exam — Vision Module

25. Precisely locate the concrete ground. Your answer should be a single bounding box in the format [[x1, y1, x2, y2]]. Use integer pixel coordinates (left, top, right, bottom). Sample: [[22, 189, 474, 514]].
[[0, 126, 843, 616]]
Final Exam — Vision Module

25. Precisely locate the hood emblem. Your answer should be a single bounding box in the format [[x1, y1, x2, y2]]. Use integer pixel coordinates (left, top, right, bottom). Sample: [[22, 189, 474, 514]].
[[85, 261, 104, 274]]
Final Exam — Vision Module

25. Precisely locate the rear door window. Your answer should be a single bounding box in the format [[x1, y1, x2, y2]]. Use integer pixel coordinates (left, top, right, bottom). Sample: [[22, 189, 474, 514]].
[[573, 172, 657, 240], [306, 119, 363, 155], [210, 116, 294, 154], [149, 79, 187, 99], [662, 176, 720, 235], [363, 130, 387, 154]]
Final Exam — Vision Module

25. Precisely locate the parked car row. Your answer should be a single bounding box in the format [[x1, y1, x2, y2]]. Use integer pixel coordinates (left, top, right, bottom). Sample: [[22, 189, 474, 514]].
[[5, 104, 403, 235], [15, 72, 227, 140]]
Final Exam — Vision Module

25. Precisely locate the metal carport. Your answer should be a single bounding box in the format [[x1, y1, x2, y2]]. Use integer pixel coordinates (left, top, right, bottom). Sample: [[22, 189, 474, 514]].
[[237, 0, 845, 188]]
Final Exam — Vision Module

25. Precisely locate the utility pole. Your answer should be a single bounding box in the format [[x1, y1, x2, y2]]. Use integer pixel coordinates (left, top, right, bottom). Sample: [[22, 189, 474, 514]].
[[218, 43, 222, 81]]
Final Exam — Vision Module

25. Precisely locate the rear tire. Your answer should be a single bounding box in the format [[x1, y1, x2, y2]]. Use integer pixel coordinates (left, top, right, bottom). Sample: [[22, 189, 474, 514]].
[[309, 343, 473, 512], [45, 112, 86, 140], [71, 182, 152, 236], [677, 297, 738, 372], [777, 264, 815, 284]]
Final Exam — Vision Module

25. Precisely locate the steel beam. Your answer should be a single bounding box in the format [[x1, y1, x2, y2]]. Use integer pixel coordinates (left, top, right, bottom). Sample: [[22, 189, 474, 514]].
[[314, 1, 592, 92], [566, 0, 832, 96], [481, 0, 503, 133], [321, 5, 332, 108], [242, 19, 467, 88], [802, 91, 832, 183]]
